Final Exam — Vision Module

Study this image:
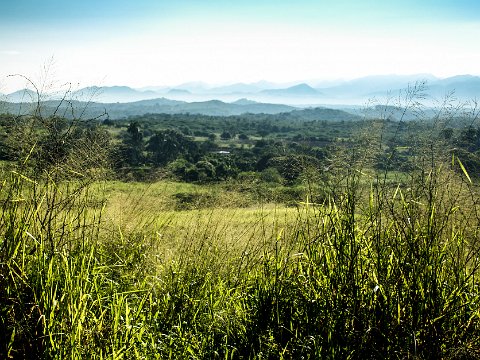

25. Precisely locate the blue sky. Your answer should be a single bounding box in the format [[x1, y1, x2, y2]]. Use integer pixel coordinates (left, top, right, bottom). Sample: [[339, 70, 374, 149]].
[[1, 0, 479, 92]]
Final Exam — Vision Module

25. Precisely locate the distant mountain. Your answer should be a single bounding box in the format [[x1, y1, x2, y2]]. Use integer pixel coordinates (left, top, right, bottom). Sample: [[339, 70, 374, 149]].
[[231, 98, 258, 105], [320, 74, 438, 98], [174, 81, 211, 93], [173, 81, 278, 94], [167, 88, 191, 95], [284, 107, 361, 122], [436, 74, 478, 87], [73, 86, 161, 103], [261, 83, 320, 97], [307, 74, 480, 103], [5, 88, 38, 103], [251, 80, 278, 89], [312, 79, 348, 89], [0, 97, 296, 119], [209, 83, 264, 94], [136, 85, 169, 92], [129, 97, 183, 105], [168, 99, 295, 116], [4, 74, 479, 108], [428, 75, 480, 100]]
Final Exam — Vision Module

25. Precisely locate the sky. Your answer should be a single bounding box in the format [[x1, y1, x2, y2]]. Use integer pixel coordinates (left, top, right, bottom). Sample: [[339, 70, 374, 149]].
[[1, 0, 479, 92]]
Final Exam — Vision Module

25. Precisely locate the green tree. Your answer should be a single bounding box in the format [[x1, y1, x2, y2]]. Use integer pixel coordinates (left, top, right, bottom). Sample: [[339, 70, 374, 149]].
[[220, 131, 232, 140], [146, 129, 199, 166], [193, 160, 216, 181], [117, 121, 144, 166]]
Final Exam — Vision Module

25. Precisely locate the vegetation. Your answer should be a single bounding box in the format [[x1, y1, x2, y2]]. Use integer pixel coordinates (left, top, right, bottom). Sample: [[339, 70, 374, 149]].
[[2, 84, 480, 358]]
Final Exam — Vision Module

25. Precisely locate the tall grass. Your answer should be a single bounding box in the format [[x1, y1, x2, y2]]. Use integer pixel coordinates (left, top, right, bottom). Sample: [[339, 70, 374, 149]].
[[2, 156, 480, 358]]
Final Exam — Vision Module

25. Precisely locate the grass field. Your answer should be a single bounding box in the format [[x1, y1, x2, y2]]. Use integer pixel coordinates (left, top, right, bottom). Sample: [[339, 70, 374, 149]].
[[2, 156, 480, 359]]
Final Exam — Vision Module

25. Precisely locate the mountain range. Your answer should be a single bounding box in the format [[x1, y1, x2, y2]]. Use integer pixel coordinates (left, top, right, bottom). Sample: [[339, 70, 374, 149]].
[[1, 74, 478, 106], [1, 74, 478, 119], [0, 97, 297, 119]]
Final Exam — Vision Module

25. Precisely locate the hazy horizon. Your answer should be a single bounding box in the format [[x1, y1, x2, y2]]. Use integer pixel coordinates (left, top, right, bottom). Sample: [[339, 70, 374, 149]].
[[1, 0, 479, 93], [1, 73, 467, 94]]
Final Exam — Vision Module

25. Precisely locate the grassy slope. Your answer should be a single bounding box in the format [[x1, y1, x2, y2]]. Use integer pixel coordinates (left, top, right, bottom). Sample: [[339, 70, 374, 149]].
[[2, 165, 480, 359]]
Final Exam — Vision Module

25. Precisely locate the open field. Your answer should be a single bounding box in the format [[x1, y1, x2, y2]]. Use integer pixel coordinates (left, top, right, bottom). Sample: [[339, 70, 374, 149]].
[[3, 158, 480, 358]]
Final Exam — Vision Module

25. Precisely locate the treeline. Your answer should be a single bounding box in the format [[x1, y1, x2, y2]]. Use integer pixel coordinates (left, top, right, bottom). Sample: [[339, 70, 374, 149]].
[[109, 119, 333, 183], [2, 111, 480, 184], [0, 112, 341, 184]]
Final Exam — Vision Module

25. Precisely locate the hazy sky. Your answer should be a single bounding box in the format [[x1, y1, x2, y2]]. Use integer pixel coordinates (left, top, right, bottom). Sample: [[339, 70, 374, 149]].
[[1, 0, 479, 92]]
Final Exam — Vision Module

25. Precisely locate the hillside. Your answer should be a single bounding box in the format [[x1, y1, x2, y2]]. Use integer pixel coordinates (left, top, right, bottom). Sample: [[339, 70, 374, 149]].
[[0, 97, 297, 119]]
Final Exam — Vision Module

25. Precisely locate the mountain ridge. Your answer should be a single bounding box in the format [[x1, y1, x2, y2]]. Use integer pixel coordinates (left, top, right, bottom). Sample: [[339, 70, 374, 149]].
[[0, 97, 298, 118], [4, 74, 480, 105]]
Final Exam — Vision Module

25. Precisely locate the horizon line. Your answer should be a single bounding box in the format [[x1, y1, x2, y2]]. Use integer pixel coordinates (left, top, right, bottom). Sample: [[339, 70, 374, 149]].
[[1, 72, 479, 94]]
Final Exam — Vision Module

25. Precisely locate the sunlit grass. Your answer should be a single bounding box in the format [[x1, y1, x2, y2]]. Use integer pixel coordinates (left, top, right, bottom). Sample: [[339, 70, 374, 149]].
[[2, 164, 480, 358]]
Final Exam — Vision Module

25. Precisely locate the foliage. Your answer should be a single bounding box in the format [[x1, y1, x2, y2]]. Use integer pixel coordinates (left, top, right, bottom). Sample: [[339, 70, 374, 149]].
[[146, 129, 200, 166]]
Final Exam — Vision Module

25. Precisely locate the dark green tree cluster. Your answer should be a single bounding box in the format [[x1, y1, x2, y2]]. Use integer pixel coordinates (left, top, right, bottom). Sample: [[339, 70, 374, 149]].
[[106, 120, 332, 184], [0, 113, 110, 177], [147, 129, 200, 166]]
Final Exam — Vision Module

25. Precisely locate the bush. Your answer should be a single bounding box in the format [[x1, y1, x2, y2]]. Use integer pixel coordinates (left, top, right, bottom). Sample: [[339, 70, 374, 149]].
[[260, 167, 283, 184]]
